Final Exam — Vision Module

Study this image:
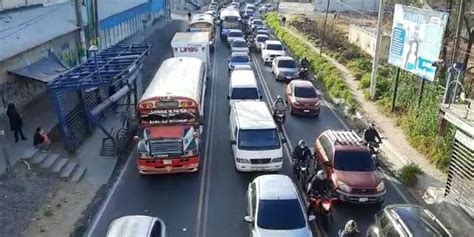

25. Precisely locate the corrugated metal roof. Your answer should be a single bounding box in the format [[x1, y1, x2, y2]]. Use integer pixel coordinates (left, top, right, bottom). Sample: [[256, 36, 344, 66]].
[[0, 0, 148, 61]]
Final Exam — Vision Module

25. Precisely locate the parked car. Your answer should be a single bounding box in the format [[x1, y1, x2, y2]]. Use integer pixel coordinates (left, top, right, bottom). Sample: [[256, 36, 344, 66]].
[[231, 38, 250, 53], [228, 52, 251, 73], [244, 175, 315, 237], [227, 29, 244, 45], [261, 40, 285, 64], [367, 204, 452, 237], [285, 80, 320, 116], [272, 56, 299, 81], [106, 215, 166, 237], [313, 130, 386, 204], [254, 34, 269, 51]]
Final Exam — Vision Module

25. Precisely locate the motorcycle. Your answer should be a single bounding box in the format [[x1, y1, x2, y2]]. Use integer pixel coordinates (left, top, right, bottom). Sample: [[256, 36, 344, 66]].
[[308, 189, 336, 230], [273, 109, 285, 127], [293, 159, 310, 188], [367, 141, 381, 167], [298, 67, 309, 80]]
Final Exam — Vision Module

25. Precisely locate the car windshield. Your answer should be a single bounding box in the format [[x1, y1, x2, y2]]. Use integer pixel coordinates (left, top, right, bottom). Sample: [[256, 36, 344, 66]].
[[257, 199, 306, 230], [257, 36, 268, 42], [253, 20, 263, 25], [232, 41, 247, 47], [228, 32, 243, 37], [238, 129, 280, 150], [266, 43, 283, 50], [294, 86, 317, 98], [334, 150, 376, 171], [231, 55, 249, 63], [231, 88, 259, 100], [278, 59, 297, 68], [395, 207, 451, 237]]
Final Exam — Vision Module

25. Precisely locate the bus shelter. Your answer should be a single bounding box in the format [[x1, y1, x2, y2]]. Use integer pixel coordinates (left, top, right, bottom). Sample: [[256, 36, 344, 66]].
[[48, 44, 149, 152]]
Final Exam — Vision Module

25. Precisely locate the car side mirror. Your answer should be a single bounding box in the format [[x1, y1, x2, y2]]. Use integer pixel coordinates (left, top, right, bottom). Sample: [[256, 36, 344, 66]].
[[244, 216, 254, 223], [227, 95, 230, 100], [281, 138, 287, 143], [199, 115, 205, 125], [231, 140, 237, 145], [259, 95, 263, 100], [308, 215, 316, 222]]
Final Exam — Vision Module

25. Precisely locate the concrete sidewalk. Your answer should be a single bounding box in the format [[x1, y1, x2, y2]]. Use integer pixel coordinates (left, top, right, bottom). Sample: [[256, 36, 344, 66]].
[[281, 24, 472, 235]]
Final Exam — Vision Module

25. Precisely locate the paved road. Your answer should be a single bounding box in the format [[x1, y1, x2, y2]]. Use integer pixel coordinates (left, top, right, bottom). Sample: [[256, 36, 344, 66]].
[[86, 22, 418, 237]]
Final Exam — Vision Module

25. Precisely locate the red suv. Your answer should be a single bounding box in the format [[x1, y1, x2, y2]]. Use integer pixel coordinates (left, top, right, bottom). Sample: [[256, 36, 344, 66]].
[[313, 130, 386, 204]]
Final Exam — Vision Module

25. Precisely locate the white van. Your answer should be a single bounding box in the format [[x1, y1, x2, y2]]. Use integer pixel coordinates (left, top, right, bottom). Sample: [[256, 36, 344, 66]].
[[228, 70, 262, 103], [230, 101, 286, 172]]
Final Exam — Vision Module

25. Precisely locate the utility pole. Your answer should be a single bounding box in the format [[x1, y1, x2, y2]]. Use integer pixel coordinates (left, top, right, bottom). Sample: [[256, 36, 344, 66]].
[[74, 0, 87, 63], [320, 0, 330, 56], [369, 0, 384, 100], [446, 0, 466, 103]]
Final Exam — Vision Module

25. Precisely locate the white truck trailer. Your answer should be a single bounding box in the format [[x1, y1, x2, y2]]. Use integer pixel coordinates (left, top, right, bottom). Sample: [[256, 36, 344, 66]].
[[171, 32, 211, 74]]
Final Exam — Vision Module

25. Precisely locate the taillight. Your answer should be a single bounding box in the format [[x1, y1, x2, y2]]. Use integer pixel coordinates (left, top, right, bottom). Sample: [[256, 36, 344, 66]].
[[322, 200, 332, 211]]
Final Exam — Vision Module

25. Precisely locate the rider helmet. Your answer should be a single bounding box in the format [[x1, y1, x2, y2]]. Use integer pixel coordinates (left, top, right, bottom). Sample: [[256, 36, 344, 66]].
[[298, 140, 307, 148], [277, 95, 282, 100], [316, 170, 326, 180], [344, 220, 358, 233], [369, 123, 375, 129]]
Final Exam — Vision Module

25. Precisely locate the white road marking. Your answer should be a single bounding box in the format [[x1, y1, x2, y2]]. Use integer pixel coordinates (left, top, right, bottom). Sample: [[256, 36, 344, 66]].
[[195, 43, 218, 237]]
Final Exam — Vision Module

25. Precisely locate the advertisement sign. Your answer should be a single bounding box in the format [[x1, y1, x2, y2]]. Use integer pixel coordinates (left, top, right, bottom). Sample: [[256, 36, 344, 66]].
[[388, 4, 448, 81]]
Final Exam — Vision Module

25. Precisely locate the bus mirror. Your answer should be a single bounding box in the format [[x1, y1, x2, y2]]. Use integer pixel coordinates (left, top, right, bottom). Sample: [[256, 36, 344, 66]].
[[231, 140, 237, 145]]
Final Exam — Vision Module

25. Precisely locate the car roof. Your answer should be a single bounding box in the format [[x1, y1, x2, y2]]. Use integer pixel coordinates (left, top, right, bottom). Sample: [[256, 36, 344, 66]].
[[231, 70, 257, 87], [232, 38, 246, 43], [233, 101, 275, 129], [233, 65, 252, 70], [265, 40, 282, 45], [256, 34, 269, 39], [231, 52, 249, 57], [320, 130, 367, 151], [228, 29, 242, 33], [255, 175, 298, 200], [385, 204, 452, 237], [107, 215, 162, 237], [276, 56, 295, 61], [290, 80, 314, 88]]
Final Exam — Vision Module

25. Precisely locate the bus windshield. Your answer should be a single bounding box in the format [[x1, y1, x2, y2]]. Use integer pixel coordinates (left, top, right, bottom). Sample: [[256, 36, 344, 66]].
[[140, 108, 198, 124]]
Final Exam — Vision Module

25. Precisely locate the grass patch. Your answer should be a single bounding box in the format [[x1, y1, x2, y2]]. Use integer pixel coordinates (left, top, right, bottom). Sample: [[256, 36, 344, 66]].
[[399, 163, 423, 186]]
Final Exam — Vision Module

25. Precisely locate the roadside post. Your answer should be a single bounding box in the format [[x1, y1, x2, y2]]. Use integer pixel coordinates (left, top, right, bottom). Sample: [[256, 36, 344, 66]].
[[390, 68, 401, 112]]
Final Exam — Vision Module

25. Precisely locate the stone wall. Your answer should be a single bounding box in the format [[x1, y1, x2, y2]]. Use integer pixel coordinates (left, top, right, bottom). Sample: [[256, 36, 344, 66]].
[[348, 24, 390, 61]]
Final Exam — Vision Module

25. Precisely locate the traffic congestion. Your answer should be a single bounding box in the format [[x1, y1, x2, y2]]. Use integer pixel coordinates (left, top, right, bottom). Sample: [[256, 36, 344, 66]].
[[93, 1, 454, 237]]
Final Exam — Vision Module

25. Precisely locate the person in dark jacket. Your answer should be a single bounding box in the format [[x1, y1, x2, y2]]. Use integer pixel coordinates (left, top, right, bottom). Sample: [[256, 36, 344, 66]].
[[6, 103, 26, 143], [363, 123, 382, 143], [33, 127, 50, 152]]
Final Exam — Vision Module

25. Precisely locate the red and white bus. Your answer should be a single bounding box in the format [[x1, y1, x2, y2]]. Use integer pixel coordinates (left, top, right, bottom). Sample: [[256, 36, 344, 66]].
[[135, 57, 206, 174]]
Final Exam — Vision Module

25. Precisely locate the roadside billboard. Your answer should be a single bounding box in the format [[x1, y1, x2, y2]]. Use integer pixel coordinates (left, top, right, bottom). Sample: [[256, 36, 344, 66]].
[[388, 4, 448, 81]]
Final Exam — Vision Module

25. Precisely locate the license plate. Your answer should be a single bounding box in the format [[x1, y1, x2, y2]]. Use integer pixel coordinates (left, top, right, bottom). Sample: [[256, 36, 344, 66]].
[[359, 197, 369, 202], [163, 160, 172, 165], [304, 110, 310, 112]]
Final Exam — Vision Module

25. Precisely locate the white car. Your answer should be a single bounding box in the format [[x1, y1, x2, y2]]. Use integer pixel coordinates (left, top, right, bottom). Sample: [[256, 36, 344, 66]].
[[261, 40, 285, 64], [250, 19, 264, 30], [244, 175, 315, 237], [272, 56, 299, 81], [255, 34, 269, 51], [227, 29, 244, 45], [106, 215, 166, 237], [231, 38, 249, 53], [232, 64, 253, 71]]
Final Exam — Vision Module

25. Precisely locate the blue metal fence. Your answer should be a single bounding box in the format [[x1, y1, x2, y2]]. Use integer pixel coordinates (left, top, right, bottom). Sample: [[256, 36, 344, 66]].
[[48, 44, 149, 151]]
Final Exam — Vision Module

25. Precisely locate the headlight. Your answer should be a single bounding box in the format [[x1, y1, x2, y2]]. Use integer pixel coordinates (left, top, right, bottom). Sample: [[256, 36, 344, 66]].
[[338, 181, 352, 192], [236, 158, 250, 163], [272, 157, 283, 163], [376, 181, 385, 192], [314, 100, 320, 107]]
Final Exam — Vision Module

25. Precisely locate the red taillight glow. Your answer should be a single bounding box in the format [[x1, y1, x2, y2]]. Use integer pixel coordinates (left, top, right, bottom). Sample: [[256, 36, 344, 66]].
[[322, 200, 331, 211]]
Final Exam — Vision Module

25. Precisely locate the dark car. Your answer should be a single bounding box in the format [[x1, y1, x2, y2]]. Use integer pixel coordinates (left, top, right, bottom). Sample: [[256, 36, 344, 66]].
[[367, 204, 452, 237], [313, 130, 386, 204], [285, 80, 320, 116]]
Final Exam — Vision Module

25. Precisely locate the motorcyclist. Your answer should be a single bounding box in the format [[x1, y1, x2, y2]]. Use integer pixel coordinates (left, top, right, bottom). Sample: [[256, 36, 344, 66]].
[[272, 95, 286, 123], [363, 123, 382, 144], [292, 140, 312, 178], [306, 170, 330, 196], [300, 56, 310, 70], [187, 11, 192, 22], [339, 220, 361, 237]]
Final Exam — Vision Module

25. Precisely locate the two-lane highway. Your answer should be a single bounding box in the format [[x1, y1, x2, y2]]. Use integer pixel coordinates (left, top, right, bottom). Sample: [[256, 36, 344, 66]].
[[86, 19, 418, 237]]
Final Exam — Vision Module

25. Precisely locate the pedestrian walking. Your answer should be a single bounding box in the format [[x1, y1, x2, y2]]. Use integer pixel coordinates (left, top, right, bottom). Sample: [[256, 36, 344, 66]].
[[33, 127, 51, 152], [6, 103, 26, 143], [281, 16, 287, 26], [187, 11, 192, 22]]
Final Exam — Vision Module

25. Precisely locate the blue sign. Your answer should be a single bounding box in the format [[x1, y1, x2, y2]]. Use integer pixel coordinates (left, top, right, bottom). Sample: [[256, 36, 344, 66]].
[[388, 5, 449, 81]]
